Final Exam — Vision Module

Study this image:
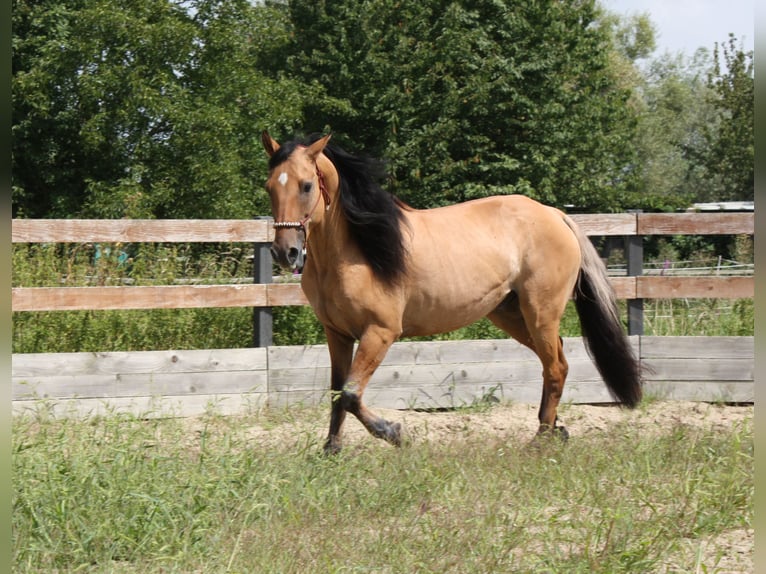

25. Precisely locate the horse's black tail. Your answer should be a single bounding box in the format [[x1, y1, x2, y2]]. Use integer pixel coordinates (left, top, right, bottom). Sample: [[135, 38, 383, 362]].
[[562, 214, 643, 408]]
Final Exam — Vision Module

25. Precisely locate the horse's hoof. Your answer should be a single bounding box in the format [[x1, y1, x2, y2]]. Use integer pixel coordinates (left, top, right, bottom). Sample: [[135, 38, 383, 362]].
[[323, 439, 342, 456], [372, 419, 403, 446], [388, 422, 403, 447], [529, 424, 569, 448]]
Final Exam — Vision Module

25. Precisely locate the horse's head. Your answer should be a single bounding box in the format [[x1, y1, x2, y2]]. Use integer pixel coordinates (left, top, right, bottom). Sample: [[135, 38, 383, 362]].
[[261, 131, 333, 271]]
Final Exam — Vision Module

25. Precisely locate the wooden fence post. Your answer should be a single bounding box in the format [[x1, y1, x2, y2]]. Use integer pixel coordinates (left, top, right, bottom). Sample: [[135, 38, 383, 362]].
[[253, 218, 273, 347], [626, 210, 643, 336]]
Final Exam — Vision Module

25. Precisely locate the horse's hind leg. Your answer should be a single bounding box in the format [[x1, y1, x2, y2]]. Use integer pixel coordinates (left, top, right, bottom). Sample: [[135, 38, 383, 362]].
[[524, 304, 570, 438], [489, 292, 570, 438], [488, 292, 536, 351], [531, 330, 569, 439]]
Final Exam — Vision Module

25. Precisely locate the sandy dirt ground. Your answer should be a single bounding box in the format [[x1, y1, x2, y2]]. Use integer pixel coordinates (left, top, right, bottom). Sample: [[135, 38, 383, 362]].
[[233, 400, 753, 573], [245, 400, 753, 448]]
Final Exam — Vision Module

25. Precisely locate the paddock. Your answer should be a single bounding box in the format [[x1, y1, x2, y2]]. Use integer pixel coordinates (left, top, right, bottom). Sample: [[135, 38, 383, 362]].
[[11, 212, 754, 418]]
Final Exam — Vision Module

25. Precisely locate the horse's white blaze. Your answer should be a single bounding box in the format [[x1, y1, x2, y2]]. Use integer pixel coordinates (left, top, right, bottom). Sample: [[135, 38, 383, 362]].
[[278, 172, 289, 187]]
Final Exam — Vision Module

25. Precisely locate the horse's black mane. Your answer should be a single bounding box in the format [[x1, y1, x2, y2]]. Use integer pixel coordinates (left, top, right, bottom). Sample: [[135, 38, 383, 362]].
[[271, 135, 409, 284]]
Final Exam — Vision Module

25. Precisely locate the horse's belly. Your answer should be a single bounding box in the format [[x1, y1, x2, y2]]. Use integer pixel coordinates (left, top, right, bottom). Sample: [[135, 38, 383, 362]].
[[401, 277, 511, 337]]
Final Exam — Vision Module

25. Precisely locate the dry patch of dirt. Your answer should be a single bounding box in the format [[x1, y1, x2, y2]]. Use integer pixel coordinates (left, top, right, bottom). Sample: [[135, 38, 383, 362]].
[[660, 527, 754, 574], [234, 400, 753, 449]]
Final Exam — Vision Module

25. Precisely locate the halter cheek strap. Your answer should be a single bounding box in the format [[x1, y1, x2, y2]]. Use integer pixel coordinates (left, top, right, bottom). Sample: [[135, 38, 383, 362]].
[[273, 164, 331, 232]]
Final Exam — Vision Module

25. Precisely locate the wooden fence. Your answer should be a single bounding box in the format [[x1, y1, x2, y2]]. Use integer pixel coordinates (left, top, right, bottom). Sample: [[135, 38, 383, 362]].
[[11, 213, 754, 417]]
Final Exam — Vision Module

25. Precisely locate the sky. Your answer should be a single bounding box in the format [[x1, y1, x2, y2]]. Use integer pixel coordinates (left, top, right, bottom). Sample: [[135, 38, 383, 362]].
[[603, 0, 755, 57]]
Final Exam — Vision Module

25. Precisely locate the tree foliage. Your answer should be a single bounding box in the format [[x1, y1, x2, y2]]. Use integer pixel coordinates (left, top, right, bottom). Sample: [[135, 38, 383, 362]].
[[12, 0, 302, 219], [12, 0, 754, 219], [288, 0, 639, 211], [624, 49, 717, 211], [700, 35, 754, 202]]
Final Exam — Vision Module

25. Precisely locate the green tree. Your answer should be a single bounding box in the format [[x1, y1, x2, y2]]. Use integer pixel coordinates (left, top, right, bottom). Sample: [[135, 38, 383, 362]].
[[12, 0, 302, 219], [700, 34, 753, 202], [624, 49, 717, 211], [286, 0, 640, 211]]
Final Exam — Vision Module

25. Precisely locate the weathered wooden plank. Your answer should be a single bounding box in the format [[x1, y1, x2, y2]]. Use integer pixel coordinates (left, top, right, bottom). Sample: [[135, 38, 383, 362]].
[[569, 214, 637, 235], [10, 335, 752, 416], [640, 336, 753, 359], [12, 393, 267, 419], [13, 214, 753, 246], [10, 276, 751, 312], [267, 337, 622, 371], [12, 348, 267, 377], [269, 367, 331, 392], [635, 276, 754, 299], [643, 381, 753, 402], [267, 282, 309, 306], [385, 340, 518, 365], [12, 285, 266, 311], [12, 219, 274, 243], [268, 359, 603, 395], [349, 362, 540, 390], [11, 283, 308, 311], [13, 371, 267, 400], [637, 213, 753, 235], [267, 340, 540, 371], [642, 358, 752, 382], [384, 339, 540, 365], [267, 383, 517, 410], [268, 345, 331, 370], [13, 375, 118, 400], [363, 383, 539, 410], [272, 379, 617, 410], [610, 277, 636, 299]]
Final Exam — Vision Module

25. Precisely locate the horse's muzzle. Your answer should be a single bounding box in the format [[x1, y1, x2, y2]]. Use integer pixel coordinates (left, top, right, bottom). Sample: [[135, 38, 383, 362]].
[[270, 230, 305, 272]]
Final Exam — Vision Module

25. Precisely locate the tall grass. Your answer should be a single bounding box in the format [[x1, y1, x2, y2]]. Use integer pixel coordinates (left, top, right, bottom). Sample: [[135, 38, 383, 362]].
[[12, 242, 325, 351], [12, 243, 753, 353], [13, 404, 753, 573]]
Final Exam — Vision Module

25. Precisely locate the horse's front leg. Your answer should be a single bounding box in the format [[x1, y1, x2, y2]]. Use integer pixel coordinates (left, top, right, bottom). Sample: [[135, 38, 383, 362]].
[[324, 328, 354, 455], [340, 325, 402, 448]]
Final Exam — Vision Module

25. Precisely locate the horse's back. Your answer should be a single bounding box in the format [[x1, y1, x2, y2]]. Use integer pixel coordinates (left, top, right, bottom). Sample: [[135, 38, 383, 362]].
[[406, 194, 577, 261], [398, 195, 581, 336]]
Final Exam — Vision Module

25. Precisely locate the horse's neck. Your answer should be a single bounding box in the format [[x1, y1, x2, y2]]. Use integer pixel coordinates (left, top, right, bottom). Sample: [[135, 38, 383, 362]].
[[305, 201, 351, 270]]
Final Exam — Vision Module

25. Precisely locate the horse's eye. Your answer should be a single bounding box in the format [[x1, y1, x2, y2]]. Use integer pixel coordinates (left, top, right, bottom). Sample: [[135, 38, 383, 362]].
[[301, 181, 313, 194]]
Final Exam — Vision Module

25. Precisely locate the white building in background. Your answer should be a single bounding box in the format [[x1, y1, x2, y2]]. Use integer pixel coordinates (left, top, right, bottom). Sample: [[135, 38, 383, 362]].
[[686, 201, 754, 212]]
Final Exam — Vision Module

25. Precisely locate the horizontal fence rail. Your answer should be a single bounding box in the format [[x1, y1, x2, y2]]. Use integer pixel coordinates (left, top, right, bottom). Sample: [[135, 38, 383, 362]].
[[12, 213, 755, 341], [12, 213, 754, 416], [12, 213, 754, 244], [9, 276, 754, 312], [12, 336, 754, 418], [11, 213, 755, 312], [11, 218, 273, 243]]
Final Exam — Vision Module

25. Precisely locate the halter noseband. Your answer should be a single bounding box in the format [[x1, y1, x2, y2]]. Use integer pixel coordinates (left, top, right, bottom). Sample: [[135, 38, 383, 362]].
[[273, 164, 331, 232]]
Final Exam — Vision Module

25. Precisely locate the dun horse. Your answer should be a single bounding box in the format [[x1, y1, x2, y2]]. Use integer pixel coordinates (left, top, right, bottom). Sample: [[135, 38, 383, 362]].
[[261, 132, 642, 454]]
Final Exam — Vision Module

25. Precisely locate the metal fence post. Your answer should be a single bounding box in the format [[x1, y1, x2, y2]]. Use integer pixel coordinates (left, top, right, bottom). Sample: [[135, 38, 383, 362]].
[[625, 210, 643, 336], [253, 218, 273, 347]]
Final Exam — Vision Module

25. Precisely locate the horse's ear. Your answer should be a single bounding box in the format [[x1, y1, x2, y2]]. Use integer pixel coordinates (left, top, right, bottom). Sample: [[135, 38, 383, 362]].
[[306, 134, 332, 161], [261, 131, 280, 157]]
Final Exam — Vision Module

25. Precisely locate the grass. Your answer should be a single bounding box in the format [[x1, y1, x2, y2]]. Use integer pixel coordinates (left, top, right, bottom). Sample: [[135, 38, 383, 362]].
[[13, 404, 753, 573]]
